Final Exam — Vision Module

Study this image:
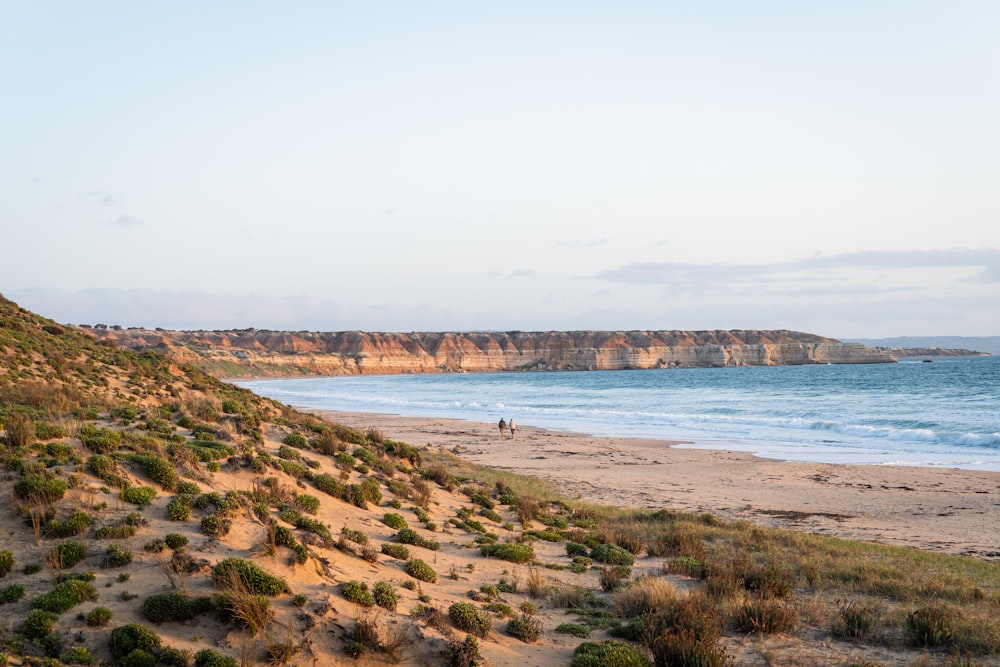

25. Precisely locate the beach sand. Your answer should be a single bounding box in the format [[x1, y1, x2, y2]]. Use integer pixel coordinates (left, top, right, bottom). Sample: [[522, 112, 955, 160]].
[[314, 410, 1000, 559]]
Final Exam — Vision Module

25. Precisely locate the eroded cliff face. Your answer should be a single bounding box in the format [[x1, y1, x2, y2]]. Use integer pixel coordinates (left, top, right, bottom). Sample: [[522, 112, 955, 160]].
[[80, 328, 896, 377]]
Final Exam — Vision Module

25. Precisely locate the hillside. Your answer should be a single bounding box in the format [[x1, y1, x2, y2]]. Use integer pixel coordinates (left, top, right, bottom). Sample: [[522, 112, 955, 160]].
[[1, 294, 998, 667], [82, 327, 895, 378]]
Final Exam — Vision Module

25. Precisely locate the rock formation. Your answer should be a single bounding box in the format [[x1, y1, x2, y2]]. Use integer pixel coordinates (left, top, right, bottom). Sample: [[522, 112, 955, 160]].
[[80, 327, 897, 377]]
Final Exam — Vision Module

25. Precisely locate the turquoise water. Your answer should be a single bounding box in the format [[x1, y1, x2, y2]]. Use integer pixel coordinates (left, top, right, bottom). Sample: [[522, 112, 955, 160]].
[[237, 356, 1000, 471]]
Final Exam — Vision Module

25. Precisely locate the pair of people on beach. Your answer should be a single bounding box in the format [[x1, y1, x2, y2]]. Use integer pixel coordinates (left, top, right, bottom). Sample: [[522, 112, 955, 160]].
[[498, 417, 515, 438]]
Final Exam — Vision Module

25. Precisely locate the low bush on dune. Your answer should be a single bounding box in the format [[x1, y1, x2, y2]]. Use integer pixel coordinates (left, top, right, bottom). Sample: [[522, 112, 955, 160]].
[[406, 559, 438, 583], [449, 602, 492, 638], [589, 543, 635, 567], [143, 591, 213, 623], [109, 624, 162, 660], [32, 579, 99, 614], [480, 542, 534, 564], [571, 640, 652, 667], [212, 558, 287, 596]]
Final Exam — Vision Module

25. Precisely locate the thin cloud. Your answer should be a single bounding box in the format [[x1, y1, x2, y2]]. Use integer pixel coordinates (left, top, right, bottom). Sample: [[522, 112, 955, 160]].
[[594, 248, 1000, 291], [556, 238, 608, 249], [507, 270, 535, 279], [81, 190, 115, 206], [107, 216, 142, 228]]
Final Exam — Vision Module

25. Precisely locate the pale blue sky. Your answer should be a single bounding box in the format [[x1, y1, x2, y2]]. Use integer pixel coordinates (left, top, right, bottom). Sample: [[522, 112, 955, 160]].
[[3, 2, 998, 336]]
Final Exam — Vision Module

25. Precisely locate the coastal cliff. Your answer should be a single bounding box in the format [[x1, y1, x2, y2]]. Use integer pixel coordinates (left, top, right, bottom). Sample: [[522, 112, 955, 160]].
[[80, 327, 897, 377]]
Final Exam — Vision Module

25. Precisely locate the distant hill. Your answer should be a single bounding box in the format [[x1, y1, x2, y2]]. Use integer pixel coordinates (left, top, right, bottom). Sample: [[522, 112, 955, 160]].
[[846, 336, 999, 356]]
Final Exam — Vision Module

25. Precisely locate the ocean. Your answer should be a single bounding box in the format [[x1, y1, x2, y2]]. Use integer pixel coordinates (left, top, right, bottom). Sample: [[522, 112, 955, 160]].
[[236, 355, 1000, 471]]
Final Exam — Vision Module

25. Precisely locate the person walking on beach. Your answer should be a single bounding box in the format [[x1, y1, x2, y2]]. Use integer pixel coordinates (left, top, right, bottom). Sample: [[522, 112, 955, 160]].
[[509, 418, 516, 438], [498, 418, 507, 437]]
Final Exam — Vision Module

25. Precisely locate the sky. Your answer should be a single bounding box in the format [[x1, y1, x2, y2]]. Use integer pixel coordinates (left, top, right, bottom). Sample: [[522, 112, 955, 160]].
[[2, 2, 998, 338]]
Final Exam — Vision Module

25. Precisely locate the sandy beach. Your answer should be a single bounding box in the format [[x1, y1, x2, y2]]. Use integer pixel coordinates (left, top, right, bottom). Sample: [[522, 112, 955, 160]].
[[313, 409, 1000, 560]]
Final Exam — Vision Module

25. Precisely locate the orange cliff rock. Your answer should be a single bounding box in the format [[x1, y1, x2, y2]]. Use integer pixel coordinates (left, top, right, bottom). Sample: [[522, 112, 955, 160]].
[[79, 327, 897, 378]]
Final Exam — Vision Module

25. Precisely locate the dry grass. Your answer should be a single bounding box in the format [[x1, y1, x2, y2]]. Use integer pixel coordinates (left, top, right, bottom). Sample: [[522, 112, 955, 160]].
[[611, 575, 681, 618]]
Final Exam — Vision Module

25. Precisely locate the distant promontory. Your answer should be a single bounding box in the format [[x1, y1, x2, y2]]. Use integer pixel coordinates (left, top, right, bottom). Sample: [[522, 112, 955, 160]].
[[80, 327, 897, 378]]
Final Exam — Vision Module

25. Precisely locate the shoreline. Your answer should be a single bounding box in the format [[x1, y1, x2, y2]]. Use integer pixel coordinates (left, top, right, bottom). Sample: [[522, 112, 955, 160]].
[[308, 408, 1000, 560]]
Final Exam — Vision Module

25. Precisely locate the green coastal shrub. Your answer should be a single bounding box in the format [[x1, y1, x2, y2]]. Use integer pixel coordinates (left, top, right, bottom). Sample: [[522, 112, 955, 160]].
[[120, 649, 157, 667], [406, 559, 438, 583], [571, 640, 652, 667], [212, 558, 287, 596], [0, 550, 13, 576], [133, 453, 179, 491], [383, 513, 408, 530], [85, 606, 113, 626], [165, 533, 189, 550], [506, 613, 543, 643], [282, 431, 307, 448], [590, 543, 635, 567], [0, 582, 26, 603], [22, 608, 58, 638], [45, 511, 95, 538], [122, 485, 157, 506], [143, 591, 213, 623], [194, 648, 238, 667], [14, 474, 67, 502], [448, 602, 492, 638], [342, 581, 375, 607], [380, 543, 410, 560], [109, 624, 162, 659], [101, 544, 133, 568], [373, 581, 397, 611], [313, 473, 346, 498], [480, 542, 535, 564], [396, 528, 440, 551], [293, 493, 321, 514], [96, 522, 137, 540], [79, 424, 122, 453], [167, 495, 193, 521], [50, 540, 87, 569], [31, 579, 98, 613]]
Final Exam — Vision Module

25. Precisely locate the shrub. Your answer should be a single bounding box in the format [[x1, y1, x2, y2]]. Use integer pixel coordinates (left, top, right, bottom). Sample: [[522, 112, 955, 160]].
[[23, 608, 59, 637], [835, 602, 883, 640], [78, 424, 122, 453], [506, 613, 543, 643], [60, 646, 98, 665], [449, 602, 492, 638], [556, 623, 591, 637], [651, 629, 729, 667], [0, 550, 12, 576], [31, 579, 98, 613], [110, 624, 163, 659], [0, 582, 26, 603], [381, 543, 410, 560], [907, 604, 956, 647], [165, 533, 189, 550], [176, 481, 201, 495], [102, 544, 134, 568], [194, 648, 238, 667], [383, 512, 408, 530], [732, 598, 797, 635], [480, 542, 535, 564], [406, 559, 438, 583], [342, 580, 375, 607], [571, 641, 652, 667], [373, 581, 398, 611], [14, 473, 67, 501], [143, 591, 212, 623], [313, 473, 346, 498], [590, 543, 635, 566], [283, 431, 307, 448], [167, 495, 193, 521], [133, 453, 179, 491], [396, 527, 440, 551], [212, 558, 287, 596], [76, 605, 112, 629], [122, 485, 157, 506], [50, 540, 87, 568], [293, 493, 320, 514], [448, 634, 486, 667], [96, 523, 137, 540], [45, 511, 95, 538], [120, 650, 157, 667], [4, 413, 35, 448]]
